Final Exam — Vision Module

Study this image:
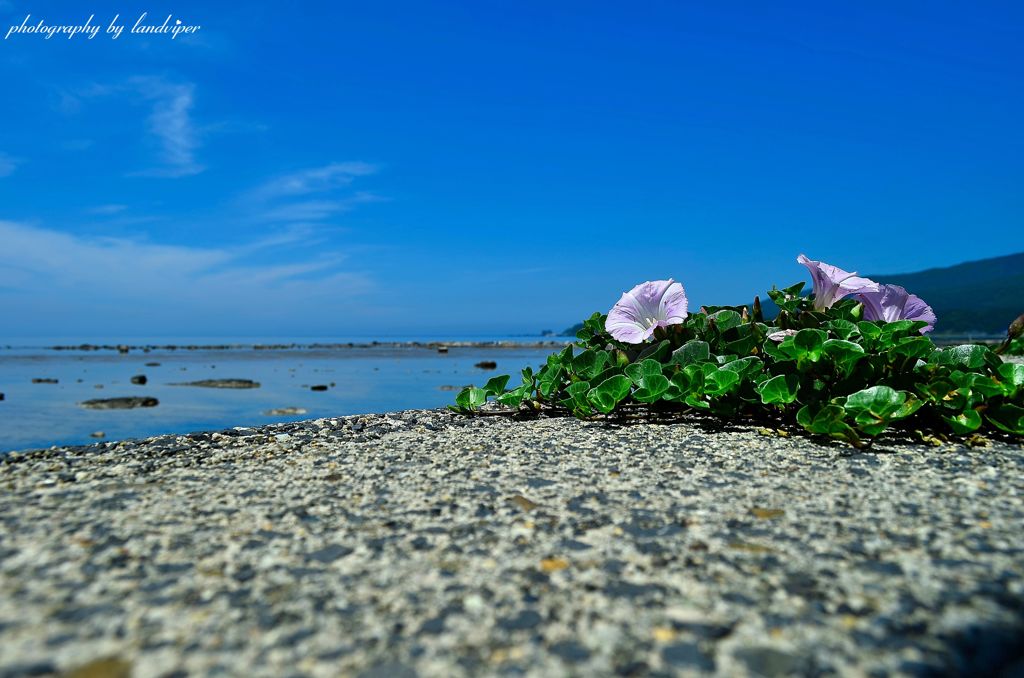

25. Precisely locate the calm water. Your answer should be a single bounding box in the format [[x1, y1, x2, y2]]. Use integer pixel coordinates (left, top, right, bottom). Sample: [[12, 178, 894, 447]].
[[0, 341, 567, 452]]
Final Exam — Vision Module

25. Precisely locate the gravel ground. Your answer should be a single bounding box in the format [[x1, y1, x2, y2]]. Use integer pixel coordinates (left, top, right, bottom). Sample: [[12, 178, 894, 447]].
[[1, 410, 1023, 678]]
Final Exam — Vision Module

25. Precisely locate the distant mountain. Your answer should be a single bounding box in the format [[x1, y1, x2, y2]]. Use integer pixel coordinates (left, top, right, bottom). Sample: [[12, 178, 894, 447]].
[[563, 253, 1024, 338], [865, 252, 1024, 335]]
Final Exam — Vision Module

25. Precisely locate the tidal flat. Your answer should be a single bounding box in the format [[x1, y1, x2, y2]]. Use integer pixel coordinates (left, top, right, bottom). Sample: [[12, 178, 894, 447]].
[[0, 343, 565, 451], [1, 410, 1022, 676]]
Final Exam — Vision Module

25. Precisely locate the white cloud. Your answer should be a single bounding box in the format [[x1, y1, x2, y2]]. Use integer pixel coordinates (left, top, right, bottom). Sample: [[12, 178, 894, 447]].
[[250, 162, 377, 201], [0, 220, 373, 335], [0, 152, 19, 177], [57, 77, 204, 177], [86, 204, 128, 215], [129, 77, 202, 177]]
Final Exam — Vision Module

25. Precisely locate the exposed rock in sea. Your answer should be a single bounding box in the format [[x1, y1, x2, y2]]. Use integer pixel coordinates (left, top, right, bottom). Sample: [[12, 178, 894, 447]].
[[31, 378, 58, 384], [170, 379, 260, 389], [130, 375, 147, 385], [474, 361, 498, 369], [79, 397, 159, 410], [90, 431, 105, 438], [310, 385, 329, 391], [145, 362, 161, 367], [264, 407, 308, 416]]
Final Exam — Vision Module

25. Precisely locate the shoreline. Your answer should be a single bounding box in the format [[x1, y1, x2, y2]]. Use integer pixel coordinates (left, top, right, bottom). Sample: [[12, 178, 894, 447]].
[[2, 409, 1023, 676], [1, 340, 574, 353]]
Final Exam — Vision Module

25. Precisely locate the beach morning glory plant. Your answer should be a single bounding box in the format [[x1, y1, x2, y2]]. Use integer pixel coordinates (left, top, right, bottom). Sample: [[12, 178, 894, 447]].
[[454, 252, 1024, 447], [605, 279, 688, 344], [797, 254, 878, 310], [858, 284, 937, 333]]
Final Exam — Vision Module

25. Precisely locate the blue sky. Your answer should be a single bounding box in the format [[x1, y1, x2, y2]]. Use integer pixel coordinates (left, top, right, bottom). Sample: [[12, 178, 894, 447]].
[[1, 1, 1022, 339]]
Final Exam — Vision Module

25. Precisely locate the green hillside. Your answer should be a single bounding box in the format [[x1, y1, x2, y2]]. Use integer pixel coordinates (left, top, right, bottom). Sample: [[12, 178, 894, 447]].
[[867, 252, 1024, 335]]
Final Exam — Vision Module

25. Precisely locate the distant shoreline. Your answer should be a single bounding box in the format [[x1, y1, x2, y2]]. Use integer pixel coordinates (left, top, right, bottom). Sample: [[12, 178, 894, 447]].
[[1, 340, 575, 353], [0, 334, 1007, 353]]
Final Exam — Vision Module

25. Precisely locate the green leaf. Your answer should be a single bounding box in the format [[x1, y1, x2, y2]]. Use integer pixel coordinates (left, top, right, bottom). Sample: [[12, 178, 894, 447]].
[[705, 368, 740, 396], [997, 362, 1024, 397], [888, 336, 935, 360], [636, 340, 671, 363], [823, 339, 866, 373], [987, 404, 1024, 435], [928, 344, 993, 370], [944, 410, 982, 434], [561, 381, 593, 415], [827, 319, 859, 340], [844, 385, 905, 416], [454, 386, 488, 411], [757, 374, 799, 405], [624, 359, 663, 386], [572, 350, 610, 381], [496, 384, 531, 408], [709, 309, 743, 332], [857, 322, 883, 341], [792, 329, 827, 362], [537, 365, 564, 398], [482, 375, 510, 396], [842, 386, 921, 435], [796, 404, 861, 444], [670, 340, 710, 367], [586, 375, 632, 414], [633, 374, 670, 403]]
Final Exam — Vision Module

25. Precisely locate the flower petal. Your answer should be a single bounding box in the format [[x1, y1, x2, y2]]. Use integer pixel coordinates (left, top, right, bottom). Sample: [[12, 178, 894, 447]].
[[605, 279, 689, 343], [857, 284, 936, 333], [797, 254, 879, 310]]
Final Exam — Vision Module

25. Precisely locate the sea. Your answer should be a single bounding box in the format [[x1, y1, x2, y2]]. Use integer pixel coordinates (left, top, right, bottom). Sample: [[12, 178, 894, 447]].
[[0, 336, 572, 452]]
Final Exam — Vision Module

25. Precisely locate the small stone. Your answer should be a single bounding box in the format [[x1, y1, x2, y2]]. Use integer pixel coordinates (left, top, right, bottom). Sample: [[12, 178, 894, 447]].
[[498, 609, 543, 631], [307, 544, 353, 563], [662, 642, 714, 670], [652, 626, 677, 642], [66, 657, 132, 678], [419, 616, 446, 634], [733, 646, 801, 677], [509, 495, 539, 512], [550, 640, 590, 662], [357, 662, 418, 678], [540, 557, 569, 572], [751, 508, 785, 519]]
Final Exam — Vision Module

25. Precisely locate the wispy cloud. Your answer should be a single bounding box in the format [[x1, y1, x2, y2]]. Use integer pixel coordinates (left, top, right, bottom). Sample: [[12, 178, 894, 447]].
[[0, 220, 373, 334], [250, 162, 377, 201], [56, 76, 204, 177], [86, 204, 128, 215], [129, 76, 202, 177], [0, 152, 20, 178]]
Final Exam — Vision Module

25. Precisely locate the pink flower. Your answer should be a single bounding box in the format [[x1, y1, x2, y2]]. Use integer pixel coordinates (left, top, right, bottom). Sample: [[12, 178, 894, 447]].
[[797, 254, 879, 311], [857, 284, 937, 333], [605, 279, 688, 343]]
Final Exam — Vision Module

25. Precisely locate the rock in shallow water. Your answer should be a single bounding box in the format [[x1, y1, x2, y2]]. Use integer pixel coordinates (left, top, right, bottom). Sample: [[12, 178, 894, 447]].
[[264, 407, 308, 416], [79, 397, 159, 410], [170, 379, 260, 389]]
